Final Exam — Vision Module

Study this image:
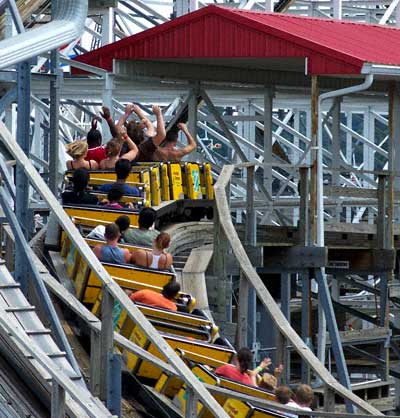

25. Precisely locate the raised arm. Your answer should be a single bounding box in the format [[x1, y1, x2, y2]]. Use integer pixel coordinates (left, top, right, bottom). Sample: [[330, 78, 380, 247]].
[[100, 106, 118, 138], [132, 104, 156, 138], [116, 103, 134, 132], [120, 126, 138, 161], [152, 105, 166, 146], [173, 123, 197, 159]]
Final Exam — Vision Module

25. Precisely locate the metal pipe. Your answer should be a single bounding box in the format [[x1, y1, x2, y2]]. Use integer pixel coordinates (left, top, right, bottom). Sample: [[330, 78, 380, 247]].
[[0, 0, 88, 70], [317, 74, 374, 247]]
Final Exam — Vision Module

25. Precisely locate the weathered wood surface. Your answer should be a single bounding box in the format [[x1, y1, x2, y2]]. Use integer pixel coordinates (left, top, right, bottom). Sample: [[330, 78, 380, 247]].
[[325, 327, 390, 346], [214, 164, 382, 416], [263, 246, 327, 270], [236, 223, 400, 249]]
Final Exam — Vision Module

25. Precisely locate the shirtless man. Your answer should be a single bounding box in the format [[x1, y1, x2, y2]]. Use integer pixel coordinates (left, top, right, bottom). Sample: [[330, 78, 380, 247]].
[[154, 123, 196, 162]]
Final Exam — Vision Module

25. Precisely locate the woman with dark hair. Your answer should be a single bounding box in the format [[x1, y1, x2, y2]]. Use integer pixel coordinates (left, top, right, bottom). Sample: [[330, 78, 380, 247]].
[[62, 168, 98, 205], [130, 232, 173, 270], [215, 347, 270, 386], [85, 118, 106, 164]]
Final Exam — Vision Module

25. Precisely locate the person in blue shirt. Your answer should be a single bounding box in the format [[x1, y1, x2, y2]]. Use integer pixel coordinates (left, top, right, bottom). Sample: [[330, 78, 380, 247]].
[[99, 158, 140, 196]]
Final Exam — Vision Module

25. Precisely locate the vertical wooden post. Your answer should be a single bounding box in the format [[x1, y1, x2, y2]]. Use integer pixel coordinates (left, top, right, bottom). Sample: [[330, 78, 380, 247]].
[[237, 165, 256, 347], [237, 272, 249, 348], [245, 166, 256, 246], [377, 175, 387, 249], [331, 97, 342, 221], [277, 273, 291, 383], [100, 287, 114, 401], [301, 272, 311, 384], [107, 353, 122, 418], [185, 387, 198, 418], [51, 382, 66, 418], [324, 386, 335, 412], [263, 88, 274, 196], [377, 174, 392, 381], [298, 167, 310, 246], [213, 179, 230, 319], [299, 166, 311, 383], [90, 328, 101, 397]]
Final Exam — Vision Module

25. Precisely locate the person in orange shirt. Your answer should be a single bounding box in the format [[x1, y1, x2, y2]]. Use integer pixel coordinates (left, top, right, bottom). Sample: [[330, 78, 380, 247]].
[[129, 281, 180, 311]]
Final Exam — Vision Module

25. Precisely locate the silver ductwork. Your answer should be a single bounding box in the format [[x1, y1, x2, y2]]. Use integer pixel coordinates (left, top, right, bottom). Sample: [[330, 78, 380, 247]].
[[0, 0, 88, 69]]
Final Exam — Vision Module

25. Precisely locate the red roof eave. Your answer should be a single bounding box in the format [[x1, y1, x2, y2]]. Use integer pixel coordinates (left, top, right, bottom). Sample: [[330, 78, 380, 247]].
[[74, 5, 400, 77]]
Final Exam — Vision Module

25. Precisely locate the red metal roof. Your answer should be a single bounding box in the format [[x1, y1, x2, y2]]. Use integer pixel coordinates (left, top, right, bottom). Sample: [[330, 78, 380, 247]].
[[74, 5, 400, 75]]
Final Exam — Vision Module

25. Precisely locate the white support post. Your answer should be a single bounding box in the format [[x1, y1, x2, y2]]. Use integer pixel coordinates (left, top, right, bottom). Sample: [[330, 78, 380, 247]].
[[101, 73, 113, 140], [175, 0, 198, 16], [363, 108, 375, 224], [396, 1, 400, 27], [265, 0, 274, 12], [332, 0, 342, 19], [331, 98, 341, 221], [345, 111, 352, 223], [263, 88, 274, 198], [293, 110, 300, 225], [101, 8, 114, 46]]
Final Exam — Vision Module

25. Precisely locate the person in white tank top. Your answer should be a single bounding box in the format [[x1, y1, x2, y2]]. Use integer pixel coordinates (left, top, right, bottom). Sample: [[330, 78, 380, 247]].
[[130, 232, 173, 270]]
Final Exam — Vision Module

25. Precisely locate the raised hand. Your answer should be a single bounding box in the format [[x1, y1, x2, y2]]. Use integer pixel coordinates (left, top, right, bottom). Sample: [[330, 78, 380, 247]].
[[100, 106, 111, 120], [258, 357, 272, 370], [152, 104, 161, 115], [125, 103, 134, 115], [132, 104, 145, 119], [177, 122, 188, 132]]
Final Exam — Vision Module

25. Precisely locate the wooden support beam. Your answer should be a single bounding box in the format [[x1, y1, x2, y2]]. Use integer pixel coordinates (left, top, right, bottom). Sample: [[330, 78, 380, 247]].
[[100, 288, 114, 401], [90, 328, 101, 398], [51, 382, 66, 418], [263, 246, 327, 271], [324, 386, 335, 413], [298, 167, 310, 246]]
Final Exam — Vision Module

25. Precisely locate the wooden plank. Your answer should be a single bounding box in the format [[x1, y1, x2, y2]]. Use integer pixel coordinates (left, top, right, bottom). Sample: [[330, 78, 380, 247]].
[[214, 164, 382, 416], [263, 246, 327, 270], [325, 186, 378, 199], [325, 327, 390, 346]]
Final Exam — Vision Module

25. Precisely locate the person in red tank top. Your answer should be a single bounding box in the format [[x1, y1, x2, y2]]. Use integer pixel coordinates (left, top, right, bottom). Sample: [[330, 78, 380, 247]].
[[85, 118, 106, 164], [215, 347, 271, 387]]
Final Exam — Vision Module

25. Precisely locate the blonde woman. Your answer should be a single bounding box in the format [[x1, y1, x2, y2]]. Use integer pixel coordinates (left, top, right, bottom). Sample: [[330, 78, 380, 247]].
[[66, 140, 99, 170]]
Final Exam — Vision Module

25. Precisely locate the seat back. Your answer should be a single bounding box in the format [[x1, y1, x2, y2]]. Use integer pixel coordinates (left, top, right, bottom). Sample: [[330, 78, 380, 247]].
[[64, 205, 139, 228]]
